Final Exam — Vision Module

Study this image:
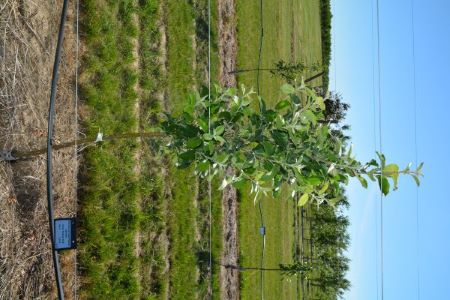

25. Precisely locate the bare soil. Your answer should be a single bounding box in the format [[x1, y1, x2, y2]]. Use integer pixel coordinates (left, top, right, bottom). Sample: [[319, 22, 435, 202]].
[[0, 0, 79, 298], [217, 0, 239, 298]]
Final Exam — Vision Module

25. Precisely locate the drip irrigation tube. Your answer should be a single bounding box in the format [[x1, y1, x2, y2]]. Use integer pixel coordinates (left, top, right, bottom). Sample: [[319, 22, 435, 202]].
[[47, 1, 69, 298]]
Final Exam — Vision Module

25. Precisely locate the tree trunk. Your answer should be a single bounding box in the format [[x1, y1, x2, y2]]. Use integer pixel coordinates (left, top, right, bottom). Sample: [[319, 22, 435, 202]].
[[304, 71, 325, 83], [7, 131, 165, 160]]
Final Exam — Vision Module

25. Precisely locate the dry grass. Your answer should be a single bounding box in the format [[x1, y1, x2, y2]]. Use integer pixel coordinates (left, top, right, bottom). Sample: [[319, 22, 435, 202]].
[[217, 0, 239, 298], [0, 0, 79, 298]]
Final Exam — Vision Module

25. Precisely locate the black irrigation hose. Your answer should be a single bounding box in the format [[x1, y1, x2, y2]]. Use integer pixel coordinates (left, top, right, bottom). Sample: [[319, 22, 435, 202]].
[[256, 2, 266, 299], [256, 0, 264, 94], [258, 200, 265, 300], [47, 0, 69, 299]]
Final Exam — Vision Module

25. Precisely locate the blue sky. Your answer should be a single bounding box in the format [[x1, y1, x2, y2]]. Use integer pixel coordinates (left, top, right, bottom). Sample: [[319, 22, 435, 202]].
[[331, 0, 450, 299]]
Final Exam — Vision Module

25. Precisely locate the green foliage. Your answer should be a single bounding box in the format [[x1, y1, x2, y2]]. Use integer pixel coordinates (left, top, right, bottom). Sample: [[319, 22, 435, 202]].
[[161, 83, 423, 206], [270, 60, 321, 83], [279, 261, 312, 277]]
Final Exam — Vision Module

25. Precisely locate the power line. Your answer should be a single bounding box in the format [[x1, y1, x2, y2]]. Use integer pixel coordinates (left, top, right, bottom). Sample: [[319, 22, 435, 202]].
[[375, 0, 384, 299], [370, 0, 380, 298], [47, 0, 70, 299], [410, 0, 420, 298]]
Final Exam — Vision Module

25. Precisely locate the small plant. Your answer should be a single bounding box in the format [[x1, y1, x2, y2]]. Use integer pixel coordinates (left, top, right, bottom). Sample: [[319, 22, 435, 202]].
[[230, 60, 323, 84], [269, 60, 321, 83], [161, 82, 423, 206]]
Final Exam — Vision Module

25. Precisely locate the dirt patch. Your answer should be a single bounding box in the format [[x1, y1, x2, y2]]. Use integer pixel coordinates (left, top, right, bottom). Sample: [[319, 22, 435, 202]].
[[131, 0, 142, 264], [0, 0, 79, 298], [217, 0, 239, 298], [218, 0, 237, 89]]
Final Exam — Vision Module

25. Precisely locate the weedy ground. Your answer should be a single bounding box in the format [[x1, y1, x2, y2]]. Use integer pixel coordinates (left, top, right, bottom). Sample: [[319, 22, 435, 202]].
[[0, 1, 78, 298], [79, 0, 221, 298]]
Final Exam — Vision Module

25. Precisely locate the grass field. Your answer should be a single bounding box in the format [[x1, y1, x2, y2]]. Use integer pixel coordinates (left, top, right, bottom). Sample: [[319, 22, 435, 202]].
[[79, 1, 141, 297], [79, 0, 222, 298], [79, 0, 324, 298], [166, 1, 222, 298], [236, 0, 323, 299]]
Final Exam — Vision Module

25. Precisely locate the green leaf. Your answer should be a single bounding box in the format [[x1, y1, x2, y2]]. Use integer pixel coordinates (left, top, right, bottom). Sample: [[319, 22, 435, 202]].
[[271, 130, 289, 147], [263, 109, 277, 121], [197, 119, 209, 132], [214, 135, 225, 144], [197, 160, 210, 172], [203, 133, 213, 141], [281, 83, 296, 94], [416, 162, 424, 174], [367, 159, 379, 167], [262, 141, 275, 155], [377, 176, 390, 196], [412, 174, 421, 186], [357, 176, 368, 189], [383, 164, 399, 189], [232, 178, 248, 189], [205, 141, 215, 155], [184, 93, 196, 114], [275, 100, 290, 110], [306, 176, 322, 186], [214, 125, 225, 136], [298, 193, 309, 206], [383, 164, 399, 176], [179, 150, 195, 161], [187, 137, 203, 149], [180, 124, 198, 137], [300, 110, 317, 125], [376, 152, 386, 168], [215, 153, 229, 164], [315, 96, 326, 110], [318, 182, 329, 195]]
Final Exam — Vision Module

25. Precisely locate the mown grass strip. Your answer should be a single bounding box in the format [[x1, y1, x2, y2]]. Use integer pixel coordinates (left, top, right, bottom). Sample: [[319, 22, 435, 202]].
[[165, 1, 200, 298], [236, 0, 323, 299], [136, 0, 171, 298], [319, 0, 333, 89], [164, 0, 223, 298], [79, 0, 141, 297]]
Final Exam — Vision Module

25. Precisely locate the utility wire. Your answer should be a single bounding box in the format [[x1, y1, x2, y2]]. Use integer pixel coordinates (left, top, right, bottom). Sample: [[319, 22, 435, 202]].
[[375, 0, 384, 299], [47, 0, 70, 299], [370, 0, 380, 298], [410, 0, 420, 298]]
